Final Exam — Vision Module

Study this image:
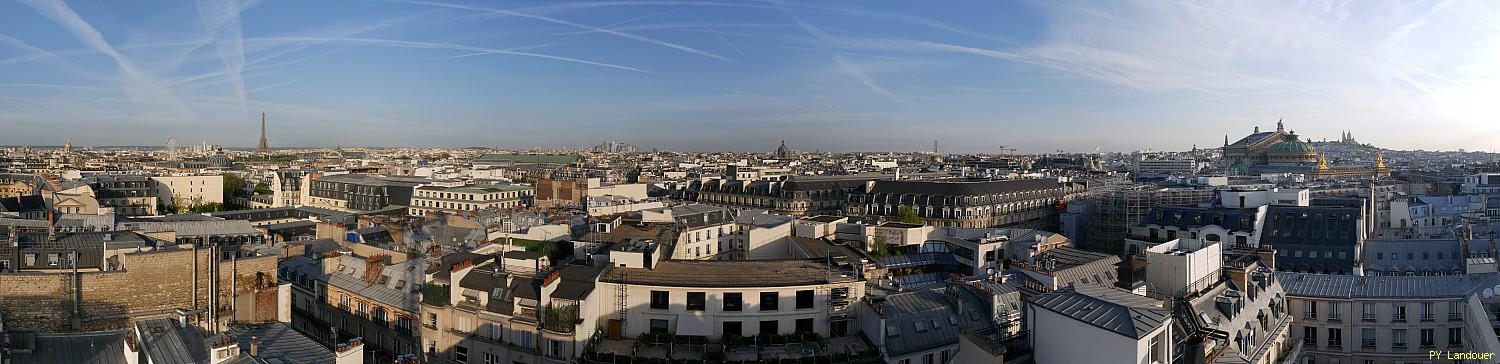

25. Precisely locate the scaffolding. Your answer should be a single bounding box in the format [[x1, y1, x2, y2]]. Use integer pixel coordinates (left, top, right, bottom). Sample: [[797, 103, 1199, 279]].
[[1079, 180, 1216, 255]]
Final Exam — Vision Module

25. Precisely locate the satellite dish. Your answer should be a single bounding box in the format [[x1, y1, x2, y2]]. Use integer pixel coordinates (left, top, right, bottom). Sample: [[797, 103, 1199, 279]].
[[1493, 284, 1500, 294], [1484, 288, 1494, 299]]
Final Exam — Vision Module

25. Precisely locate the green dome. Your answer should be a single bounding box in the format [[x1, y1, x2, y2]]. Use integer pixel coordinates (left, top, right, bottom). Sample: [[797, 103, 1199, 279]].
[[1268, 136, 1316, 154]]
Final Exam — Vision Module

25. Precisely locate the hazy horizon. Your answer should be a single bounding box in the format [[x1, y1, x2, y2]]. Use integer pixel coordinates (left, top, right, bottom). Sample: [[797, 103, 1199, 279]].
[[3, 0, 1498, 153]]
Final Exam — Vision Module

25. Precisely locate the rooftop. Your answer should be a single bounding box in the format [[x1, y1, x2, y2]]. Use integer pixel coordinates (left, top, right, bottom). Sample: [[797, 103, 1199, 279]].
[[601, 259, 857, 288], [225, 322, 335, 364], [1029, 284, 1169, 339], [417, 183, 533, 193], [869, 178, 1068, 196], [9, 331, 129, 364], [1276, 272, 1497, 299]]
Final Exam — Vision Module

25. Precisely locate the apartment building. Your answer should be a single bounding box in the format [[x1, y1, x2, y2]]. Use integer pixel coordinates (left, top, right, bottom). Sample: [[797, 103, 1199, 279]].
[[1280, 272, 1484, 364], [410, 183, 534, 216], [847, 178, 1088, 229], [151, 174, 225, 211], [596, 259, 865, 345], [420, 250, 601, 364], [306, 173, 422, 212], [281, 251, 424, 362]]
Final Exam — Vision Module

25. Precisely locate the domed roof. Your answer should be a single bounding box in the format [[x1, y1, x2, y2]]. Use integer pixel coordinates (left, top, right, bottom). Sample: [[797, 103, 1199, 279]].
[[1267, 135, 1316, 155], [207, 150, 233, 168]]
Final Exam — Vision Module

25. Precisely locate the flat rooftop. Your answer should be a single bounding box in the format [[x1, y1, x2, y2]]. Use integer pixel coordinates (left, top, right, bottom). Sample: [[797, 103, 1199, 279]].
[[417, 183, 532, 193], [601, 259, 858, 288]]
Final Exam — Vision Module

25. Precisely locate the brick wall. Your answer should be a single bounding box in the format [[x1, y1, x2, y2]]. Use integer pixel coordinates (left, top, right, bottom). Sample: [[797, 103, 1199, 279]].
[[0, 248, 279, 333]]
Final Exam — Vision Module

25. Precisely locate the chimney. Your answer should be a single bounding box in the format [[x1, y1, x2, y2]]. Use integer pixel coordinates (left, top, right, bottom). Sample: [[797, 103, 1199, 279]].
[[249, 337, 260, 357], [1256, 247, 1276, 269], [335, 337, 364, 364]]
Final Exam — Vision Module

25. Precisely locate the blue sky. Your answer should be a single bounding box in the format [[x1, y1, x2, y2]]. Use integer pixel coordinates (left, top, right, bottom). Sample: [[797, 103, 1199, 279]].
[[2, 0, 1499, 153]]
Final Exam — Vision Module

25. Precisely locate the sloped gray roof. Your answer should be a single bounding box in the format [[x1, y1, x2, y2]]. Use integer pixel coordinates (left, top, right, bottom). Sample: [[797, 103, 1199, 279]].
[[281, 255, 421, 312], [123, 220, 260, 237], [226, 322, 335, 364], [880, 284, 998, 356], [11, 331, 129, 364], [869, 178, 1064, 196], [136, 318, 211, 364], [1276, 272, 1492, 299], [1029, 285, 1169, 339]]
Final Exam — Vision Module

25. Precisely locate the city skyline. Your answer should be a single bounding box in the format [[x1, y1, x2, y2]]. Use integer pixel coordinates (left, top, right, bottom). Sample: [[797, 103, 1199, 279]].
[[2, 0, 1498, 153]]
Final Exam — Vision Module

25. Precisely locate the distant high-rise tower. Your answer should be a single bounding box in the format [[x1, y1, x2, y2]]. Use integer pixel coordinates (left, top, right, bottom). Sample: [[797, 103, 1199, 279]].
[[256, 112, 270, 153]]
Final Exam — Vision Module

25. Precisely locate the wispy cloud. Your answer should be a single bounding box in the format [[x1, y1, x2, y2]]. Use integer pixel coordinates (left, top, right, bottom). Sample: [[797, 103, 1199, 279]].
[[246, 36, 653, 73], [17, 0, 196, 119], [831, 55, 897, 101], [392, 0, 734, 63], [195, 0, 253, 116]]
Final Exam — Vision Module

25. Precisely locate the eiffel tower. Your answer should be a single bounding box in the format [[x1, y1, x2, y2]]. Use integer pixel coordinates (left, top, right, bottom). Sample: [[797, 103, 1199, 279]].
[[256, 112, 270, 153]]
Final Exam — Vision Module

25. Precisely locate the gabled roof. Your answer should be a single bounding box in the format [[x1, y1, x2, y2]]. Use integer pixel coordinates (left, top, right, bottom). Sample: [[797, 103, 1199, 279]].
[[1029, 285, 1170, 339]]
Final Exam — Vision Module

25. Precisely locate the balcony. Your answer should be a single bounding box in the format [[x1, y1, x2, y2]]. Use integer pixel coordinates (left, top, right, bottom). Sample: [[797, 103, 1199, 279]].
[[1360, 314, 1376, 322], [1449, 313, 1463, 321], [1420, 314, 1435, 322], [1361, 339, 1376, 349], [422, 284, 450, 307], [542, 303, 581, 334], [1391, 314, 1406, 322]]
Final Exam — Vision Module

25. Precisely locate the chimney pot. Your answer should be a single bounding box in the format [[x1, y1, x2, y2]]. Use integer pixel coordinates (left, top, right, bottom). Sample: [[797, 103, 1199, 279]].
[[249, 337, 260, 356]]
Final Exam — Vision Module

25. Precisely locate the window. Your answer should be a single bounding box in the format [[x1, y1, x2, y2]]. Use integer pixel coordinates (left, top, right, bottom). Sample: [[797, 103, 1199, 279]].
[[1420, 302, 1434, 321], [1361, 303, 1375, 321], [1420, 329, 1434, 347], [650, 291, 669, 310], [1392, 329, 1407, 348], [1361, 328, 1376, 348], [1328, 328, 1341, 348], [1326, 302, 1341, 321], [1303, 301, 1318, 320], [1150, 333, 1163, 364], [795, 318, 814, 333], [1450, 301, 1464, 321], [1304, 327, 1318, 345], [1392, 303, 1407, 321], [760, 320, 779, 336], [456, 346, 469, 363], [396, 316, 413, 332], [649, 319, 669, 334], [1449, 327, 1463, 346], [796, 290, 814, 309], [760, 292, 779, 311], [687, 292, 706, 311], [724, 321, 743, 337], [340, 294, 351, 310]]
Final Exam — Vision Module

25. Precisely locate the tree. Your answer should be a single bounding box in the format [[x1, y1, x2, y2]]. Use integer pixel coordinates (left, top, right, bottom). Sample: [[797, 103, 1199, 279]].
[[869, 236, 897, 258], [895, 206, 924, 225], [221, 173, 247, 210], [253, 182, 272, 195]]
